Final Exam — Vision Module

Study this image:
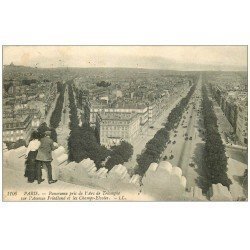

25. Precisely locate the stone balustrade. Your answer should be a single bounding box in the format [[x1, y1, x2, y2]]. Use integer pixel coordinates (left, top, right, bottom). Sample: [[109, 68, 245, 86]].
[[142, 161, 187, 200], [57, 159, 140, 193], [208, 183, 233, 201], [3, 143, 236, 201], [4, 146, 27, 172], [185, 186, 207, 201], [3, 143, 8, 153]]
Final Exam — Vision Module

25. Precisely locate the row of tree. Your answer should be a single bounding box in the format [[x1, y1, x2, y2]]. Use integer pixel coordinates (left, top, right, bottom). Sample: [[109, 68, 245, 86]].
[[68, 83, 103, 166], [67, 82, 134, 170], [22, 79, 37, 85], [135, 127, 170, 176], [50, 83, 66, 129], [68, 124, 110, 167], [5, 140, 27, 150], [165, 84, 197, 131], [67, 82, 79, 130], [135, 84, 197, 176], [96, 81, 111, 87], [201, 83, 232, 191], [56, 81, 64, 92], [105, 141, 134, 171]]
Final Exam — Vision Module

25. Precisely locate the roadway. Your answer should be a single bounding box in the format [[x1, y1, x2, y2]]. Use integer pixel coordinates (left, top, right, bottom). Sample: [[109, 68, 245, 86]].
[[124, 85, 190, 171], [45, 93, 60, 125], [161, 74, 205, 188], [62, 85, 69, 125], [56, 84, 71, 151]]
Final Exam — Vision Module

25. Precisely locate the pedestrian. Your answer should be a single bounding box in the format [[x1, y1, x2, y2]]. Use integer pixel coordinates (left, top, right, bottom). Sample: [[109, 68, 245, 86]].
[[24, 131, 41, 183], [35, 130, 58, 184]]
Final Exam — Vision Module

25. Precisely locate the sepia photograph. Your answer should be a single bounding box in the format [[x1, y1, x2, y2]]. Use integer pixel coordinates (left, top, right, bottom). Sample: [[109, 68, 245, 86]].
[[1, 1, 250, 250], [2, 45, 248, 201]]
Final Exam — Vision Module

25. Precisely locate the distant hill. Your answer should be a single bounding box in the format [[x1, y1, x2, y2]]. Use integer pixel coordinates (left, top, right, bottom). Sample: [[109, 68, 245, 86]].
[[3, 63, 247, 74]]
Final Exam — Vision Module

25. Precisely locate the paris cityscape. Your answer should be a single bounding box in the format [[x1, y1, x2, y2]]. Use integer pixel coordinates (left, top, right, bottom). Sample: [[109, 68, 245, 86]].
[[2, 46, 248, 201]]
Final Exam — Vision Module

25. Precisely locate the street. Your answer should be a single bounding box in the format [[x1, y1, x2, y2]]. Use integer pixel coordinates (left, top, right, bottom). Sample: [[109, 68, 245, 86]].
[[56, 84, 71, 151], [161, 74, 205, 188], [124, 86, 190, 171], [45, 93, 60, 124]]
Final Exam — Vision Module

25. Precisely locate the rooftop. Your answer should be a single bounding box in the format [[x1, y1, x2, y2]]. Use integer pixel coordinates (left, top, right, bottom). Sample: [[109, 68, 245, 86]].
[[98, 112, 138, 121], [3, 115, 32, 130]]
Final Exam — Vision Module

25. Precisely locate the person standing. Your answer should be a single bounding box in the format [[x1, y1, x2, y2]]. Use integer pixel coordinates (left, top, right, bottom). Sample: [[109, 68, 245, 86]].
[[36, 130, 58, 184], [24, 131, 41, 183]]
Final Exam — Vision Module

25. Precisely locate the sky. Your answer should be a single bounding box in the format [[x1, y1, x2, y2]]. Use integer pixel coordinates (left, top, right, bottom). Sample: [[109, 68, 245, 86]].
[[3, 46, 247, 71]]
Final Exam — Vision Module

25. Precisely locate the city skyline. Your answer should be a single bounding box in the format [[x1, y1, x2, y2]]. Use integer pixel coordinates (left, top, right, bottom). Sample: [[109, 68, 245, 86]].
[[3, 46, 247, 71]]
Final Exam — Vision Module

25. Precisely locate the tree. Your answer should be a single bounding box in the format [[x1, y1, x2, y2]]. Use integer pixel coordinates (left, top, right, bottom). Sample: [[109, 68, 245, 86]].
[[135, 152, 155, 176], [68, 83, 79, 129], [201, 80, 232, 191], [50, 83, 66, 129], [4, 141, 15, 150], [135, 81, 197, 177], [68, 82, 135, 171], [37, 122, 50, 137], [13, 139, 27, 149], [37, 122, 57, 141], [67, 89, 110, 168], [105, 154, 124, 171], [96, 81, 111, 87], [50, 128, 57, 142], [110, 141, 133, 163], [165, 83, 196, 131], [104, 141, 134, 170]]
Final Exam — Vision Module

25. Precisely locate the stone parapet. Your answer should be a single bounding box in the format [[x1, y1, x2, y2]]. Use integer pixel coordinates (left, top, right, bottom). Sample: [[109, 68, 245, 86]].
[[4, 146, 26, 172], [185, 186, 207, 201], [141, 161, 187, 200], [57, 160, 140, 193], [3, 145, 236, 201], [208, 183, 233, 201]]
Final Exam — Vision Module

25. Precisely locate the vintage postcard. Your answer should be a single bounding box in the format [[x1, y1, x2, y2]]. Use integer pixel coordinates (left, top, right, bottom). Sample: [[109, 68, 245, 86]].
[[2, 45, 248, 201]]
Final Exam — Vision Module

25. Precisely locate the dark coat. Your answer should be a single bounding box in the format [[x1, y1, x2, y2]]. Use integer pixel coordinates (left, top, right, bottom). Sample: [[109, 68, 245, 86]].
[[36, 136, 56, 162]]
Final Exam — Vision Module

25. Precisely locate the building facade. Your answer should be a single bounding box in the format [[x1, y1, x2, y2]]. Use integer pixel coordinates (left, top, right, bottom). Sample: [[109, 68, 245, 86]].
[[236, 100, 248, 145], [96, 112, 140, 147], [84, 100, 150, 128], [3, 115, 33, 143], [211, 84, 247, 141]]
